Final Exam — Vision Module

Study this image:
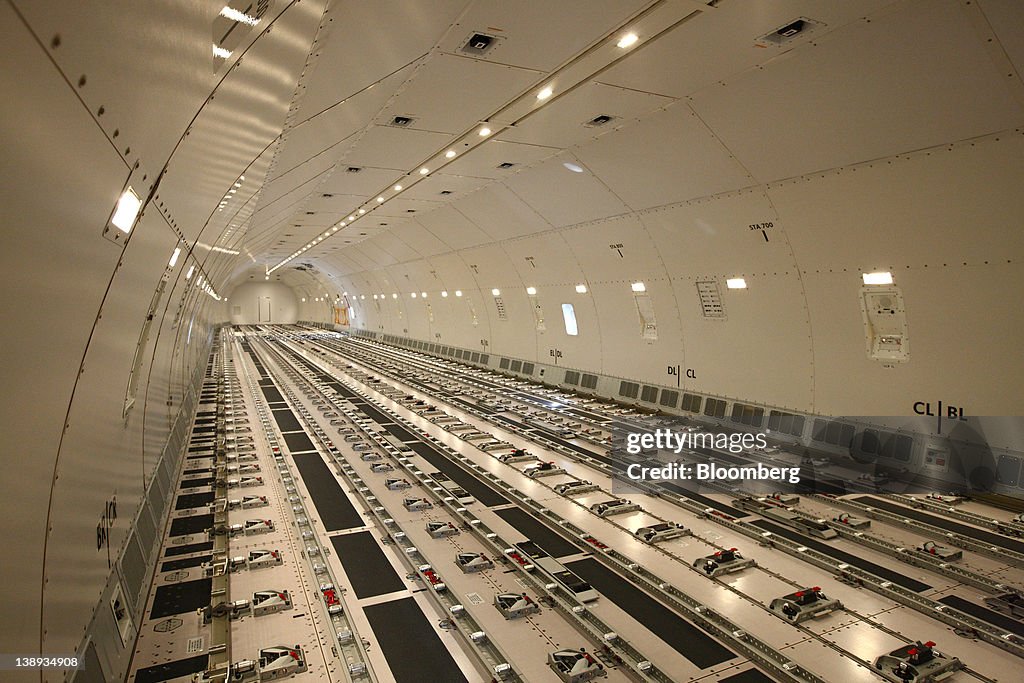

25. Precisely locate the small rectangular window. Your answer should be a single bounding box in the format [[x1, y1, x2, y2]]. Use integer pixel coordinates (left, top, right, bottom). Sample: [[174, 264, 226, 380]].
[[561, 303, 578, 336]]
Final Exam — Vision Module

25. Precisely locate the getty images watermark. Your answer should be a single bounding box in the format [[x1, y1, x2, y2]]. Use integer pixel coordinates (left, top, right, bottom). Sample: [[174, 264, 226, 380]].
[[621, 428, 802, 484]]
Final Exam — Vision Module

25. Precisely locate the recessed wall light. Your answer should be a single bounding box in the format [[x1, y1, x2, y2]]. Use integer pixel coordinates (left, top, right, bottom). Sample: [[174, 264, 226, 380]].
[[617, 32, 638, 48], [111, 187, 142, 233], [862, 271, 894, 285], [726, 277, 747, 289]]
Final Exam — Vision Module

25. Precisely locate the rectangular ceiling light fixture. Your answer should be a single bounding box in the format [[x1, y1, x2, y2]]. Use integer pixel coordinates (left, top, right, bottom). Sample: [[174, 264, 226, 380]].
[[726, 277, 747, 289], [111, 187, 142, 234], [862, 271, 894, 285]]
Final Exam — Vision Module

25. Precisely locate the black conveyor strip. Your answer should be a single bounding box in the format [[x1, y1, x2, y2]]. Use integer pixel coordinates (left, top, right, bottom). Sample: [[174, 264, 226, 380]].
[[493, 506, 578, 558], [382, 423, 418, 442], [134, 655, 209, 683], [329, 532, 406, 598], [938, 595, 1024, 636], [160, 554, 212, 572], [720, 667, 776, 683], [260, 385, 284, 403], [175, 492, 214, 510], [851, 496, 1024, 554], [749, 520, 931, 592], [364, 598, 468, 683], [169, 514, 213, 537], [405, 442, 508, 506], [283, 431, 316, 453], [164, 541, 213, 557], [291, 453, 363, 530], [272, 409, 303, 433], [150, 578, 212, 618], [178, 477, 214, 490], [355, 402, 393, 425], [565, 558, 734, 668]]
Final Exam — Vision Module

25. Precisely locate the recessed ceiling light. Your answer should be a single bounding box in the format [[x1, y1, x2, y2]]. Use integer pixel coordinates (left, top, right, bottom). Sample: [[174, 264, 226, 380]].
[[445, 150, 457, 159], [358, 208, 365, 214], [479, 126, 491, 136], [111, 187, 142, 233], [393, 184, 402, 191], [441, 291, 448, 297], [348, 215, 355, 221], [526, 286, 537, 295], [491, 288, 500, 296], [186, 265, 195, 280], [537, 86, 553, 100], [421, 292, 427, 298], [575, 284, 588, 293], [377, 196, 384, 203], [862, 271, 893, 285], [617, 32, 638, 48], [212, 45, 232, 59], [419, 167, 429, 175], [392, 293, 398, 299], [455, 290, 463, 297], [563, 162, 584, 173], [411, 292, 417, 298], [726, 277, 747, 289]]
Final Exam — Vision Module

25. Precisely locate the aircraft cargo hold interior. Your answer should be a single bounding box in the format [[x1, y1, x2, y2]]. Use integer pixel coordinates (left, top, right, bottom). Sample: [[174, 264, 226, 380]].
[[2, 2, 1024, 683]]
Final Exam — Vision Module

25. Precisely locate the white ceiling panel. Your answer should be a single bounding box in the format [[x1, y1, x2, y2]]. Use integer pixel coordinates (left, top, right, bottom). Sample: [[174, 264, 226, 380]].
[[393, 222, 452, 258], [271, 64, 412, 179], [380, 53, 541, 134], [436, 0, 650, 72], [499, 81, 674, 148], [257, 150, 338, 208], [342, 125, 455, 171], [295, 0, 468, 118], [503, 153, 630, 226], [441, 139, 560, 179], [414, 204, 493, 250], [688, 0, 1024, 182], [599, 0, 901, 98], [370, 233, 424, 264], [977, 0, 1024, 79], [370, 197, 446, 218], [453, 184, 551, 240], [576, 104, 755, 210], [400, 172, 494, 201], [313, 166, 407, 202]]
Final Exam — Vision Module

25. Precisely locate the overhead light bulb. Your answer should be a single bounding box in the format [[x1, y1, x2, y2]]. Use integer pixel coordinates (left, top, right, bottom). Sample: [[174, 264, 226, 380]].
[[358, 209, 365, 214], [441, 291, 448, 297], [411, 293, 417, 298], [491, 288, 501, 296], [617, 32, 638, 48], [862, 271, 894, 285], [377, 196, 384, 203], [575, 284, 588, 293], [726, 277, 747, 289], [526, 286, 537, 296], [455, 290, 463, 297], [111, 187, 142, 233], [445, 150, 456, 159], [392, 293, 398, 299], [631, 281, 646, 292], [537, 86, 553, 100], [421, 292, 427, 298], [419, 167, 429, 175], [479, 126, 491, 136], [393, 184, 402, 191]]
